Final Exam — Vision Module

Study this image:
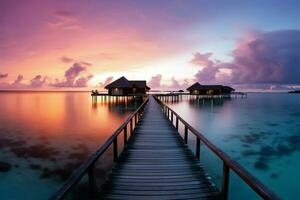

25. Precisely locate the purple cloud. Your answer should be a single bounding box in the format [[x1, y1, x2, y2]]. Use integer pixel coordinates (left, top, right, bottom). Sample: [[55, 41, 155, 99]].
[[30, 75, 47, 88], [0, 74, 28, 90], [47, 10, 81, 30], [190, 52, 214, 67], [54, 11, 75, 18], [60, 56, 92, 66], [191, 52, 223, 83], [60, 56, 76, 63], [13, 75, 24, 85], [148, 74, 189, 90], [52, 63, 92, 87], [99, 76, 114, 88], [148, 74, 162, 88], [230, 30, 300, 84], [192, 30, 300, 88], [74, 75, 93, 87], [0, 73, 8, 79]]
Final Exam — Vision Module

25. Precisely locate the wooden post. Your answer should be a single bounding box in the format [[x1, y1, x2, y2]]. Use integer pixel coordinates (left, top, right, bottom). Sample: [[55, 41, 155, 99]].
[[175, 117, 179, 130], [124, 126, 127, 145], [171, 112, 173, 123], [113, 138, 118, 162], [88, 165, 96, 198], [196, 138, 200, 160], [221, 162, 230, 200], [184, 126, 188, 144], [130, 118, 133, 134]]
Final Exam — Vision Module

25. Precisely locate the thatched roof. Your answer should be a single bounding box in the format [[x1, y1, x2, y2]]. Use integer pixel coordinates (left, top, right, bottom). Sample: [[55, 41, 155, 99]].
[[130, 81, 151, 90], [222, 86, 235, 91], [186, 82, 202, 91], [105, 76, 132, 89], [105, 76, 151, 90], [186, 82, 234, 91]]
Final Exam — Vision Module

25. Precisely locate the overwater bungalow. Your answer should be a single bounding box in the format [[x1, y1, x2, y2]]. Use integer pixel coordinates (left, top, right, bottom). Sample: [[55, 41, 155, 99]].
[[105, 76, 150, 96], [187, 82, 235, 95]]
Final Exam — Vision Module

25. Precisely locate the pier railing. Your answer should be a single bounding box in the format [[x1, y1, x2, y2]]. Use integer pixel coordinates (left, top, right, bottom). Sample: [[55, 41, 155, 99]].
[[50, 97, 149, 200], [154, 96, 281, 200]]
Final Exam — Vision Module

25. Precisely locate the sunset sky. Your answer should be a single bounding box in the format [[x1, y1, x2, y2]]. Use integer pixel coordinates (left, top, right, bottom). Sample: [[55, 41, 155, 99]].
[[0, 0, 299, 91]]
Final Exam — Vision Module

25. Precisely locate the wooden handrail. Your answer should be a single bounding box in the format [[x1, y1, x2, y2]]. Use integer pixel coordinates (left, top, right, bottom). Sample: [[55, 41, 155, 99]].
[[50, 97, 149, 200], [154, 95, 281, 200]]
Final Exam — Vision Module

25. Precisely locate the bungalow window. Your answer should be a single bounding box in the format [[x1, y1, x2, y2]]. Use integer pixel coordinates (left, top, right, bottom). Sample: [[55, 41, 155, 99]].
[[207, 90, 214, 95], [193, 90, 199, 94], [112, 88, 122, 95]]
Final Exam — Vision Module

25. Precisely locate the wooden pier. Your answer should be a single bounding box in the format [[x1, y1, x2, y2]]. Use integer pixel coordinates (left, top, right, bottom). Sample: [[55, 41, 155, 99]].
[[51, 95, 280, 200], [91, 93, 147, 102], [99, 97, 219, 199], [155, 92, 247, 102]]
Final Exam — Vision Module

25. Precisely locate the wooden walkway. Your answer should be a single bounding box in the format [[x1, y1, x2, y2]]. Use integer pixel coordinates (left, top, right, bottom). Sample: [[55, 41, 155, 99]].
[[100, 97, 220, 200]]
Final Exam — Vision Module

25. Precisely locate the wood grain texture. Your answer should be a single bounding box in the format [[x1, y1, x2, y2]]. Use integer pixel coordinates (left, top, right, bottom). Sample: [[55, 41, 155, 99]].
[[99, 97, 220, 200]]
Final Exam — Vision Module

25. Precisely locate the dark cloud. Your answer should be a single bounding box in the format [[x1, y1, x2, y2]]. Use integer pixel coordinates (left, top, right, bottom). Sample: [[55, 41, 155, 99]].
[[192, 30, 300, 88], [0, 73, 8, 79], [52, 63, 92, 88]]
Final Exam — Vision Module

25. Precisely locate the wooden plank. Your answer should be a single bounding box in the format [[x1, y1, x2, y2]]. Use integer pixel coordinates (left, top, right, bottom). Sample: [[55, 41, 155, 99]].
[[99, 96, 219, 199]]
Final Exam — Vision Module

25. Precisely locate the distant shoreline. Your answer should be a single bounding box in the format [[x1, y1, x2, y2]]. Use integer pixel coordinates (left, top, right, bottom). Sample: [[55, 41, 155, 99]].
[[288, 90, 300, 93]]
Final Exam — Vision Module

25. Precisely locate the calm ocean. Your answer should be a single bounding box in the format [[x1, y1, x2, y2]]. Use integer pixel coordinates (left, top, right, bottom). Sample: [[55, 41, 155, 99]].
[[0, 92, 142, 200], [0, 92, 299, 199], [166, 93, 300, 200]]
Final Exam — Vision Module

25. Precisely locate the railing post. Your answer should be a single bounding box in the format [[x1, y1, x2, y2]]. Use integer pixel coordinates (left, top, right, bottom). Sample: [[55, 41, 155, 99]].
[[175, 117, 179, 130], [171, 112, 173, 123], [221, 162, 230, 200], [196, 138, 200, 160], [124, 125, 127, 145], [88, 165, 96, 198], [184, 126, 188, 144], [167, 108, 170, 119], [135, 113, 137, 126], [130, 118, 133, 134], [113, 138, 118, 162]]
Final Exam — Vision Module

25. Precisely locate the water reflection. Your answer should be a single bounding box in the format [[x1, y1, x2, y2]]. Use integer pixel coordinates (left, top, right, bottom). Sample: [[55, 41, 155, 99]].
[[0, 92, 141, 200]]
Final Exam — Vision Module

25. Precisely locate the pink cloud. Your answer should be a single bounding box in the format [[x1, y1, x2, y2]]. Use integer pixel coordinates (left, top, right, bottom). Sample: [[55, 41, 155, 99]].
[[148, 74, 162, 88], [0, 73, 8, 79], [52, 63, 92, 88], [99, 76, 114, 88], [0, 74, 28, 90], [148, 74, 189, 91], [74, 75, 93, 87]]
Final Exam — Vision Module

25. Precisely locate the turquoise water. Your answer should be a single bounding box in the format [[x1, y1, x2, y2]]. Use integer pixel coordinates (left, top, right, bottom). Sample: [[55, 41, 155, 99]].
[[0, 92, 142, 200], [166, 93, 300, 200]]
